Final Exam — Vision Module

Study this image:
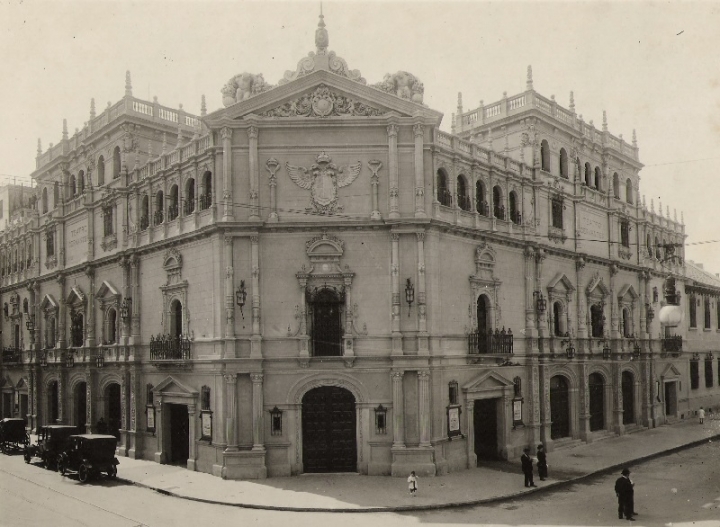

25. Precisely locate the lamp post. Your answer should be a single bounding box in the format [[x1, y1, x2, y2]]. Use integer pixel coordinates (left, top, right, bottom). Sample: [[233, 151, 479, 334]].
[[236, 280, 247, 319], [405, 278, 415, 317], [562, 337, 575, 359]]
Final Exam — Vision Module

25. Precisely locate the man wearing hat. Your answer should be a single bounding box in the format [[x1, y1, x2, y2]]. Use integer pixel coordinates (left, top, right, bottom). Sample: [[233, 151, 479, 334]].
[[614, 468, 636, 521]]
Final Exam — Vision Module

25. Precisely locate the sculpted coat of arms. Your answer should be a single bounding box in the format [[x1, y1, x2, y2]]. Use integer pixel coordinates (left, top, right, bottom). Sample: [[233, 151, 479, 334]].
[[286, 151, 361, 214]]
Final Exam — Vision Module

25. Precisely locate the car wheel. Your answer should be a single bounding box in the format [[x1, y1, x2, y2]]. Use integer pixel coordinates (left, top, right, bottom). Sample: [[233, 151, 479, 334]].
[[78, 464, 89, 483], [107, 465, 117, 479]]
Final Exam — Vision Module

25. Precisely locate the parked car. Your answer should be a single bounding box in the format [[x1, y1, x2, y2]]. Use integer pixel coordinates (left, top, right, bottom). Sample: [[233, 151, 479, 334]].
[[57, 434, 119, 483], [0, 418, 29, 454], [24, 425, 78, 469]]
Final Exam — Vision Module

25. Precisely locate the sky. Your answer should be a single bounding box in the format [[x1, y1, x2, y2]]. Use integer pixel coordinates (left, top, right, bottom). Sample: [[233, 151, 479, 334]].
[[1, 0, 719, 275]]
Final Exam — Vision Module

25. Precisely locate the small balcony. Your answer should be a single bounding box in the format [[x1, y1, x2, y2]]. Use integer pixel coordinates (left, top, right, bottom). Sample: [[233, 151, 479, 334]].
[[153, 210, 164, 226], [510, 210, 522, 225], [468, 328, 514, 355], [149, 334, 191, 363], [661, 335, 683, 355], [199, 193, 212, 210], [438, 189, 453, 207], [2, 347, 22, 364], [476, 200, 489, 217]]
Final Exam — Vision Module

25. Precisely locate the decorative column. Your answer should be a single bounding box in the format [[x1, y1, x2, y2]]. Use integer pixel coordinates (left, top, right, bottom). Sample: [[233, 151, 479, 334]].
[[119, 367, 128, 455], [85, 266, 96, 347], [524, 247, 537, 352], [30, 370, 37, 432], [224, 235, 235, 359], [418, 370, 431, 447], [224, 374, 238, 451], [187, 403, 198, 470], [466, 397, 476, 468], [153, 397, 164, 463], [578, 362, 591, 441], [247, 125, 261, 221], [57, 370, 65, 423], [27, 282, 37, 351], [610, 264, 619, 339], [638, 271, 647, 336], [368, 160, 382, 220], [613, 363, 624, 435], [413, 122, 426, 218], [387, 124, 400, 219], [416, 232, 428, 354], [85, 370, 94, 433], [130, 255, 140, 347], [576, 257, 588, 342], [535, 249, 547, 339], [529, 363, 541, 446], [214, 374, 226, 448], [390, 233, 402, 355], [391, 371, 405, 448], [120, 256, 131, 344], [127, 367, 139, 458], [250, 373, 265, 451], [265, 158, 279, 222], [250, 235, 262, 358], [57, 274, 67, 349], [221, 127, 233, 221], [343, 273, 355, 361]]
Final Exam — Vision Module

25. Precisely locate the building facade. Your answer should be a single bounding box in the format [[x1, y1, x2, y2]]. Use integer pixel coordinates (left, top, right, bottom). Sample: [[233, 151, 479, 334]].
[[2, 15, 719, 479]]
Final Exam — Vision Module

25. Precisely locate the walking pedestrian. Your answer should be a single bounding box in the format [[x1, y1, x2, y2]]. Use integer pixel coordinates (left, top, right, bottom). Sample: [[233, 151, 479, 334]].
[[614, 468, 635, 521], [536, 444, 548, 481], [698, 407, 705, 424], [521, 447, 536, 487], [407, 471, 418, 497]]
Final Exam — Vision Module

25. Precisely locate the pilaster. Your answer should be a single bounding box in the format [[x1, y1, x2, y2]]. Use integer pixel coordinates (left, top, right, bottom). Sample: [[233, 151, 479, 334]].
[[413, 122, 426, 218], [224, 235, 235, 359], [221, 127, 233, 221], [418, 370, 431, 447], [247, 125, 260, 221], [416, 232, 428, 354], [391, 370, 405, 448], [250, 235, 262, 358], [390, 233, 402, 354], [224, 374, 238, 452], [387, 124, 400, 218], [250, 373, 265, 451]]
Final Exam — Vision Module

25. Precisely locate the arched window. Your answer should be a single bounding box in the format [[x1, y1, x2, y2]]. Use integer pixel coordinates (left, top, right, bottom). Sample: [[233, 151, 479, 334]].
[[559, 148, 568, 178], [77, 170, 85, 194], [475, 180, 488, 216], [594, 166, 601, 189], [46, 315, 56, 349], [113, 146, 121, 179], [509, 191, 521, 224], [584, 162, 592, 186], [97, 155, 105, 186], [69, 174, 76, 197], [540, 140, 551, 172], [168, 185, 179, 221], [622, 307, 631, 338], [646, 233, 652, 257], [201, 171, 212, 210], [437, 169, 451, 206], [140, 194, 149, 231], [185, 178, 196, 215], [170, 299, 183, 339], [457, 175, 470, 211], [23, 298, 28, 314], [553, 301, 563, 336], [625, 178, 633, 203], [613, 173, 620, 199], [590, 303, 604, 338], [70, 311, 84, 347], [106, 308, 117, 344], [308, 288, 343, 357], [154, 191, 164, 225], [472, 294, 492, 354], [53, 181, 59, 208], [42, 188, 48, 214], [654, 237, 661, 259], [492, 185, 504, 219]]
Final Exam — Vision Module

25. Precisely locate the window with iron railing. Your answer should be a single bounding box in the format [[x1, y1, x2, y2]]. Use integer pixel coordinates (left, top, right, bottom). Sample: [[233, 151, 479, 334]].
[[468, 327, 513, 355], [457, 194, 472, 212], [476, 199, 489, 217], [199, 193, 212, 210], [494, 204, 505, 220], [183, 199, 194, 215], [510, 210, 522, 225], [149, 334, 191, 361], [154, 210, 164, 226], [552, 198, 563, 229], [662, 335, 682, 354], [438, 188, 452, 207], [168, 204, 179, 221]]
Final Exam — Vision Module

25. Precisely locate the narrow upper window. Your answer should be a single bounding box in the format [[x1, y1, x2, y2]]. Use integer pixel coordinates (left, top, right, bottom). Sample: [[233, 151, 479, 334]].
[[113, 146, 121, 179], [613, 173, 620, 199], [97, 155, 105, 186], [457, 175, 470, 211], [540, 140, 551, 172], [620, 220, 630, 248], [559, 148, 568, 178], [551, 196, 564, 229], [625, 178, 633, 204]]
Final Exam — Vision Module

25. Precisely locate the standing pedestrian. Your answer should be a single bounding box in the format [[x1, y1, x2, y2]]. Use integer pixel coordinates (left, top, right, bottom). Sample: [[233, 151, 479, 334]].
[[407, 470, 418, 497], [536, 444, 548, 481], [614, 468, 636, 521], [521, 447, 536, 487], [698, 407, 705, 424]]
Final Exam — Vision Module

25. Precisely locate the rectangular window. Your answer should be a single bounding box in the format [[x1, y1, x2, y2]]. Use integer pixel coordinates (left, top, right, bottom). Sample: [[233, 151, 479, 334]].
[[689, 295, 697, 328], [620, 221, 630, 248], [0, 199, 3, 218], [46, 231, 55, 257], [690, 360, 699, 390], [551, 197, 563, 229], [705, 298, 711, 329], [705, 359, 714, 388], [103, 206, 114, 236]]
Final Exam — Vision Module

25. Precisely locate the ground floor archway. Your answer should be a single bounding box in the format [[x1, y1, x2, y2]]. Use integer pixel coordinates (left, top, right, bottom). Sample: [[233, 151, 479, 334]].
[[550, 375, 570, 439], [302, 386, 357, 473], [589, 373, 605, 432], [473, 398, 499, 461], [105, 383, 121, 439]]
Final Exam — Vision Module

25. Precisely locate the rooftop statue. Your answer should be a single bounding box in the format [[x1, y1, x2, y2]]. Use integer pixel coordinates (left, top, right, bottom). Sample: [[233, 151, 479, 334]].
[[374, 71, 425, 104], [221, 73, 273, 107]]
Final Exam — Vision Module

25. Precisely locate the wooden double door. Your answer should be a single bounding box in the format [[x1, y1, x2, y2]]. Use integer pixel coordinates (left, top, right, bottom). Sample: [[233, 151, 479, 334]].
[[302, 386, 357, 473]]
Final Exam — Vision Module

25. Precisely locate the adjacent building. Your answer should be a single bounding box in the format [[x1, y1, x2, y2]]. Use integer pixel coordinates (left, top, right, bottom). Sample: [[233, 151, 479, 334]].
[[1, 14, 719, 479]]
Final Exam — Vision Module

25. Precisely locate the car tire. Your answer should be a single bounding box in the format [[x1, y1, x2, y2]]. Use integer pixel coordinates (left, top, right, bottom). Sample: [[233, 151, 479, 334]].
[[107, 465, 117, 479], [78, 464, 89, 483]]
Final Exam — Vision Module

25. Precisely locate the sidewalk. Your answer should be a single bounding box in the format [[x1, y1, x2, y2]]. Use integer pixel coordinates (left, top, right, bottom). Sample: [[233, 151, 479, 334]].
[[113, 418, 720, 512]]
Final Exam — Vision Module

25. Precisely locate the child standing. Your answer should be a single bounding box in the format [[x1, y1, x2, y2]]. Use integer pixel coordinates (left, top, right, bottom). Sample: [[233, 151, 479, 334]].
[[698, 407, 705, 424], [407, 470, 418, 497]]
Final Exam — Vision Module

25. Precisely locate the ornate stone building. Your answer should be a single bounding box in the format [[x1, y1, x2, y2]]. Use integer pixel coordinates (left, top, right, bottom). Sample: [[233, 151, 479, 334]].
[[1, 14, 719, 479]]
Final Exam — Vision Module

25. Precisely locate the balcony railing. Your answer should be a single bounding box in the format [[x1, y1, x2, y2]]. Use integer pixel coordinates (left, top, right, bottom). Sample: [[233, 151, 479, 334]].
[[199, 193, 212, 210], [468, 328, 514, 355], [183, 200, 195, 215], [139, 215, 149, 231], [167, 204, 179, 221], [510, 210, 522, 225], [153, 210, 164, 226], [662, 336, 683, 354], [494, 205, 505, 220], [438, 189, 452, 207], [457, 194, 472, 212], [2, 347, 22, 364], [476, 200, 489, 217], [149, 334, 191, 362]]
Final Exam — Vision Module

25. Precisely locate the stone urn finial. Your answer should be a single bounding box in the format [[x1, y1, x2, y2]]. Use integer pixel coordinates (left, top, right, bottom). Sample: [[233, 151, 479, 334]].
[[316, 6, 329, 53]]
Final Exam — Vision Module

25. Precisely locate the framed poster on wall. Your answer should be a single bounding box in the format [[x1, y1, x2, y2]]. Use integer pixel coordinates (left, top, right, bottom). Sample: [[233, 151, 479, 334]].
[[512, 397, 524, 428], [146, 404, 155, 433], [447, 405, 462, 438], [200, 410, 213, 442]]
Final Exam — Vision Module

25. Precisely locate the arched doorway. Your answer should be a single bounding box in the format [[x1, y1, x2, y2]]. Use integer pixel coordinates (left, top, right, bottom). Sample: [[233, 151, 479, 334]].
[[550, 375, 570, 439], [302, 386, 356, 473], [48, 381, 59, 424], [622, 372, 635, 425], [105, 383, 122, 439], [589, 373, 605, 431], [75, 382, 87, 433]]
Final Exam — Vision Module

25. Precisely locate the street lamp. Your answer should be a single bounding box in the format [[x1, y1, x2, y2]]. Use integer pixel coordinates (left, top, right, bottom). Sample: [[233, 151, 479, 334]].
[[405, 278, 415, 316], [633, 341, 641, 360], [25, 314, 35, 332], [120, 298, 131, 321], [533, 291, 547, 313], [602, 341, 612, 360], [236, 280, 248, 319]]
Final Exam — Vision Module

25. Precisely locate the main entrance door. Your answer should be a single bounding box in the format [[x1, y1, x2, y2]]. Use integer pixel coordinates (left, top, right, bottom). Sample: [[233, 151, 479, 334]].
[[474, 398, 498, 462], [302, 386, 356, 473], [168, 403, 189, 465], [664, 382, 677, 417], [622, 372, 635, 425], [589, 373, 605, 431], [550, 375, 570, 439]]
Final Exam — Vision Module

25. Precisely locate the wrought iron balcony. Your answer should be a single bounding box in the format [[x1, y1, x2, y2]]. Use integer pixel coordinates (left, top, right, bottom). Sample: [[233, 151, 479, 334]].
[[199, 193, 212, 210], [150, 334, 191, 362], [457, 194, 472, 212], [153, 210, 164, 225], [662, 335, 683, 354], [183, 200, 195, 215], [167, 204, 179, 221], [438, 188, 453, 207], [476, 200, 489, 217], [510, 210, 522, 225], [2, 347, 22, 364], [468, 327, 514, 355], [494, 204, 505, 220]]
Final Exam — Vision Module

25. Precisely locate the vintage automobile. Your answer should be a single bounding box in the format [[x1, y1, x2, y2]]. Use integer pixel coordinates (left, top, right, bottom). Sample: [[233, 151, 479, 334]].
[[24, 425, 78, 469], [57, 434, 119, 483], [0, 418, 29, 454]]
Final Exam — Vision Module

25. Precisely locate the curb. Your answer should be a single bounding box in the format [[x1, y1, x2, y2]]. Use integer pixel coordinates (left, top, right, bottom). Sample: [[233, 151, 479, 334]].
[[118, 432, 720, 513]]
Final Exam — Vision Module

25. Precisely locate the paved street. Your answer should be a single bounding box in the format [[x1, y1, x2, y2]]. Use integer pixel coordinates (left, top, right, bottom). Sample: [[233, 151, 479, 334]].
[[2, 441, 719, 527]]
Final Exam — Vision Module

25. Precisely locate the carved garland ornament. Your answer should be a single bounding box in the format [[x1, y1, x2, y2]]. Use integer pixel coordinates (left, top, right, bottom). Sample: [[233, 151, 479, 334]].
[[261, 85, 385, 118]]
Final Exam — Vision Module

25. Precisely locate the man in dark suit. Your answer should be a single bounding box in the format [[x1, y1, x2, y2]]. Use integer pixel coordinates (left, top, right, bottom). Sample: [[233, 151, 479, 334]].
[[614, 468, 636, 521], [521, 447, 536, 487]]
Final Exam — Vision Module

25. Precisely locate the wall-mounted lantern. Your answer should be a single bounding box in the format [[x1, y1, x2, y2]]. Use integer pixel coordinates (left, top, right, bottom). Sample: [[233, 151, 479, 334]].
[[405, 278, 415, 316], [562, 337, 576, 359], [633, 341, 642, 360], [270, 406, 283, 436], [64, 352, 74, 368], [602, 341, 612, 360], [39, 351, 48, 367], [373, 404, 387, 435], [533, 291, 547, 313], [236, 280, 248, 319], [95, 354, 104, 368], [25, 313, 35, 332], [120, 298, 131, 321]]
